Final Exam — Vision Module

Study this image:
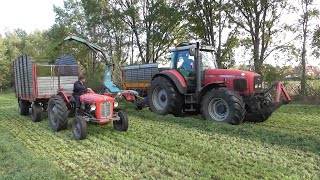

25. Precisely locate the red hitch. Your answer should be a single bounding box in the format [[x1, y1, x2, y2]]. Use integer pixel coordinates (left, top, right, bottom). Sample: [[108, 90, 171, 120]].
[[273, 81, 291, 105]]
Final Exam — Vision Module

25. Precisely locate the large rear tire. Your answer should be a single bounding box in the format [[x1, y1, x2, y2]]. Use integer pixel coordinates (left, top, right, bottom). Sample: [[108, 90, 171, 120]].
[[31, 103, 42, 122], [18, 99, 30, 116], [113, 110, 128, 131], [72, 116, 87, 140], [148, 76, 183, 116], [48, 95, 68, 131], [201, 88, 245, 125]]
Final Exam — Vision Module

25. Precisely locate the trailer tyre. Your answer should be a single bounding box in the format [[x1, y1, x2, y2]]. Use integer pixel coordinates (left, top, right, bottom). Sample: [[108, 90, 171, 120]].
[[148, 76, 183, 116], [18, 99, 30, 116], [48, 95, 68, 131], [114, 110, 128, 131], [72, 116, 87, 140], [201, 88, 245, 125], [31, 103, 42, 122]]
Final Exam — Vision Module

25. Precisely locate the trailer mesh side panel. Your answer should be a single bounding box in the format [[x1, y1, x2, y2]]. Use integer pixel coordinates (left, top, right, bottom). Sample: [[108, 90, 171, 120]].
[[123, 63, 158, 82], [55, 55, 79, 76], [13, 55, 34, 100]]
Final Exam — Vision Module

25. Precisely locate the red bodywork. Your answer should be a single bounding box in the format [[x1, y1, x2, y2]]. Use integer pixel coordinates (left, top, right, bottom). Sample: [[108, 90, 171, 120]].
[[204, 69, 259, 95], [103, 92, 135, 101], [163, 68, 291, 104], [80, 93, 115, 125]]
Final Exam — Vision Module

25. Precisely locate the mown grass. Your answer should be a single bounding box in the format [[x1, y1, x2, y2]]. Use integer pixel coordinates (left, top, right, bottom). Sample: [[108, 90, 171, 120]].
[[0, 93, 319, 179], [0, 128, 67, 180]]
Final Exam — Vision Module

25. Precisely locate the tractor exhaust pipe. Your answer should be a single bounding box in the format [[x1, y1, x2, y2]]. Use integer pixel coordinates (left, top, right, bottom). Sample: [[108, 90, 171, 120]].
[[195, 42, 202, 98]]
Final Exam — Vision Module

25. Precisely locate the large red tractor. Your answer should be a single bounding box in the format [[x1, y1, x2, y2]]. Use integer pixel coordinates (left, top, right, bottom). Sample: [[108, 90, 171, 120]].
[[147, 42, 291, 124]]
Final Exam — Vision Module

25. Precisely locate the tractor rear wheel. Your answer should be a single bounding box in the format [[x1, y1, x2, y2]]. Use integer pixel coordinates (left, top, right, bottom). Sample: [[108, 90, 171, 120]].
[[245, 93, 275, 123], [113, 110, 128, 131], [201, 88, 245, 125], [18, 99, 30, 115], [48, 95, 68, 131], [31, 103, 42, 122], [148, 76, 183, 116], [72, 116, 87, 140]]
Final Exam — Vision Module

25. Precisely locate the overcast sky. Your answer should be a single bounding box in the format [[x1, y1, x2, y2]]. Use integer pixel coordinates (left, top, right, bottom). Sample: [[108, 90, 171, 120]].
[[0, 0, 64, 35]]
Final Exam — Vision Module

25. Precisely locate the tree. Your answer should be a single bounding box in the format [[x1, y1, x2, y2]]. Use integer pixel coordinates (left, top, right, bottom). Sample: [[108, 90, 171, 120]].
[[311, 26, 320, 57], [0, 36, 10, 90], [298, 0, 319, 96], [111, 0, 184, 63], [226, 0, 289, 74], [187, 0, 239, 68]]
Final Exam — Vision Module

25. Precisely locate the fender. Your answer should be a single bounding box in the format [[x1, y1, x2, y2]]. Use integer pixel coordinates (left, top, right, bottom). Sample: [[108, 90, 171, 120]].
[[57, 91, 70, 106], [200, 81, 226, 97], [152, 69, 187, 94]]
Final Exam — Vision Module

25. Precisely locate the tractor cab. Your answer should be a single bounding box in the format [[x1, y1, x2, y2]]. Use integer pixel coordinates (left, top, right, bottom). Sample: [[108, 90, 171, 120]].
[[169, 43, 217, 88]]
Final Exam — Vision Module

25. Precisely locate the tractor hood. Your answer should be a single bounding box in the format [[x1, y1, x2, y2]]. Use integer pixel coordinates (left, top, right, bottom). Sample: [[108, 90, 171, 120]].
[[204, 69, 262, 94], [80, 93, 115, 104], [204, 69, 260, 79]]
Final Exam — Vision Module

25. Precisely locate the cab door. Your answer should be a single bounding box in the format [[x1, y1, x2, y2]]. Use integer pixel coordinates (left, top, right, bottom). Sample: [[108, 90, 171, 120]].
[[173, 50, 196, 87]]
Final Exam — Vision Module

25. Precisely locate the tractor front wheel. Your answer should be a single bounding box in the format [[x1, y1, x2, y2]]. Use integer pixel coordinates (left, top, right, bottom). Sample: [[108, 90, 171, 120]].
[[72, 116, 87, 140], [148, 76, 183, 116], [31, 103, 42, 122], [201, 88, 245, 125], [48, 95, 68, 131], [113, 110, 128, 131], [245, 93, 275, 123]]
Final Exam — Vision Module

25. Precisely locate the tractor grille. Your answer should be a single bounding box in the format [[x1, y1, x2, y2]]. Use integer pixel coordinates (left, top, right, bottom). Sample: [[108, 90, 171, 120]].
[[100, 102, 111, 118], [233, 79, 247, 92]]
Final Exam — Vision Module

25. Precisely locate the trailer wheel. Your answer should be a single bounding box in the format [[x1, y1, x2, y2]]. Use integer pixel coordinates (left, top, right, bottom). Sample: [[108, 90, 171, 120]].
[[148, 76, 183, 116], [72, 116, 87, 140], [113, 110, 128, 131], [245, 93, 275, 123], [31, 103, 42, 122], [201, 88, 245, 125], [18, 99, 30, 116], [48, 95, 68, 131]]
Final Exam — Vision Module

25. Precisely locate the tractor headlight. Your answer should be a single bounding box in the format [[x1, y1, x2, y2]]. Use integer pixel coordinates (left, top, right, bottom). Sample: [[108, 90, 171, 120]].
[[114, 101, 119, 108], [90, 104, 96, 111], [255, 84, 259, 89]]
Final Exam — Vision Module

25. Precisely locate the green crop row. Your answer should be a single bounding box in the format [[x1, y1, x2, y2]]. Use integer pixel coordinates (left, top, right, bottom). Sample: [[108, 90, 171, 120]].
[[0, 93, 319, 179]]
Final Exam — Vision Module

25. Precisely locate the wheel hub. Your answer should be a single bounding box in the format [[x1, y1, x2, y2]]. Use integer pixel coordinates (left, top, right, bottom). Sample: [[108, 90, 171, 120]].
[[208, 98, 229, 121], [152, 86, 168, 111]]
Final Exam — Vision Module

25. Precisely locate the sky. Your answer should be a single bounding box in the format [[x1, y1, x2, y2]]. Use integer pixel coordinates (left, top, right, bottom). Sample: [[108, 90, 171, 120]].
[[0, 0, 64, 35]]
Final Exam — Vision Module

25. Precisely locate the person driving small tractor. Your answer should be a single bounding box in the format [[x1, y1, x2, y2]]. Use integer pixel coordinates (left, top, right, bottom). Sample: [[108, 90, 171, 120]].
[[73, 75, 94, 111]]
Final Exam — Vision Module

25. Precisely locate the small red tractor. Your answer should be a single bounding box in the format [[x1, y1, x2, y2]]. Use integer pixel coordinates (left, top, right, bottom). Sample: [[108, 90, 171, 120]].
[[122, 42, 291, 124], [14, 55, 128, 140]]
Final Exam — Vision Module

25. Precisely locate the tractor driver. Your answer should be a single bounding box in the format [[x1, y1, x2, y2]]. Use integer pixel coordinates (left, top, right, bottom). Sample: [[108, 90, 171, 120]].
[[73, 75, 91, 109], [178, 52, 194, 71]]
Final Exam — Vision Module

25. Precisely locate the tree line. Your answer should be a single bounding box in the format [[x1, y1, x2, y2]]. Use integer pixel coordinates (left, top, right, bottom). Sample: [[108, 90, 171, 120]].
[[0, 0, 319, 95]]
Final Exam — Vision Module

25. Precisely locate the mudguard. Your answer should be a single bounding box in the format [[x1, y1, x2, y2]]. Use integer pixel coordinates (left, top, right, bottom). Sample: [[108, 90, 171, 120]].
[[152, 69, 187, 94]]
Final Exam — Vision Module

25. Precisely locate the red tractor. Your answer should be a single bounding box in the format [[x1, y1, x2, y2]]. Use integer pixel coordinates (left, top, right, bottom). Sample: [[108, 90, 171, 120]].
[[14, 55, 128, 140], [147, 42, 291, 124], [48, 89, 128, 140]]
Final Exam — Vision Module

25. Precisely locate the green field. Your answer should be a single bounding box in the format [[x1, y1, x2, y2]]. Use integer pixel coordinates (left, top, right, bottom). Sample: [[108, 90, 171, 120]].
[[0, 93, 319, 179]]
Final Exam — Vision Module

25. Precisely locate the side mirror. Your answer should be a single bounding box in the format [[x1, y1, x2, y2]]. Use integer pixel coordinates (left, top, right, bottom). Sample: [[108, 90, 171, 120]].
[[189, 48, 196, 56]]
